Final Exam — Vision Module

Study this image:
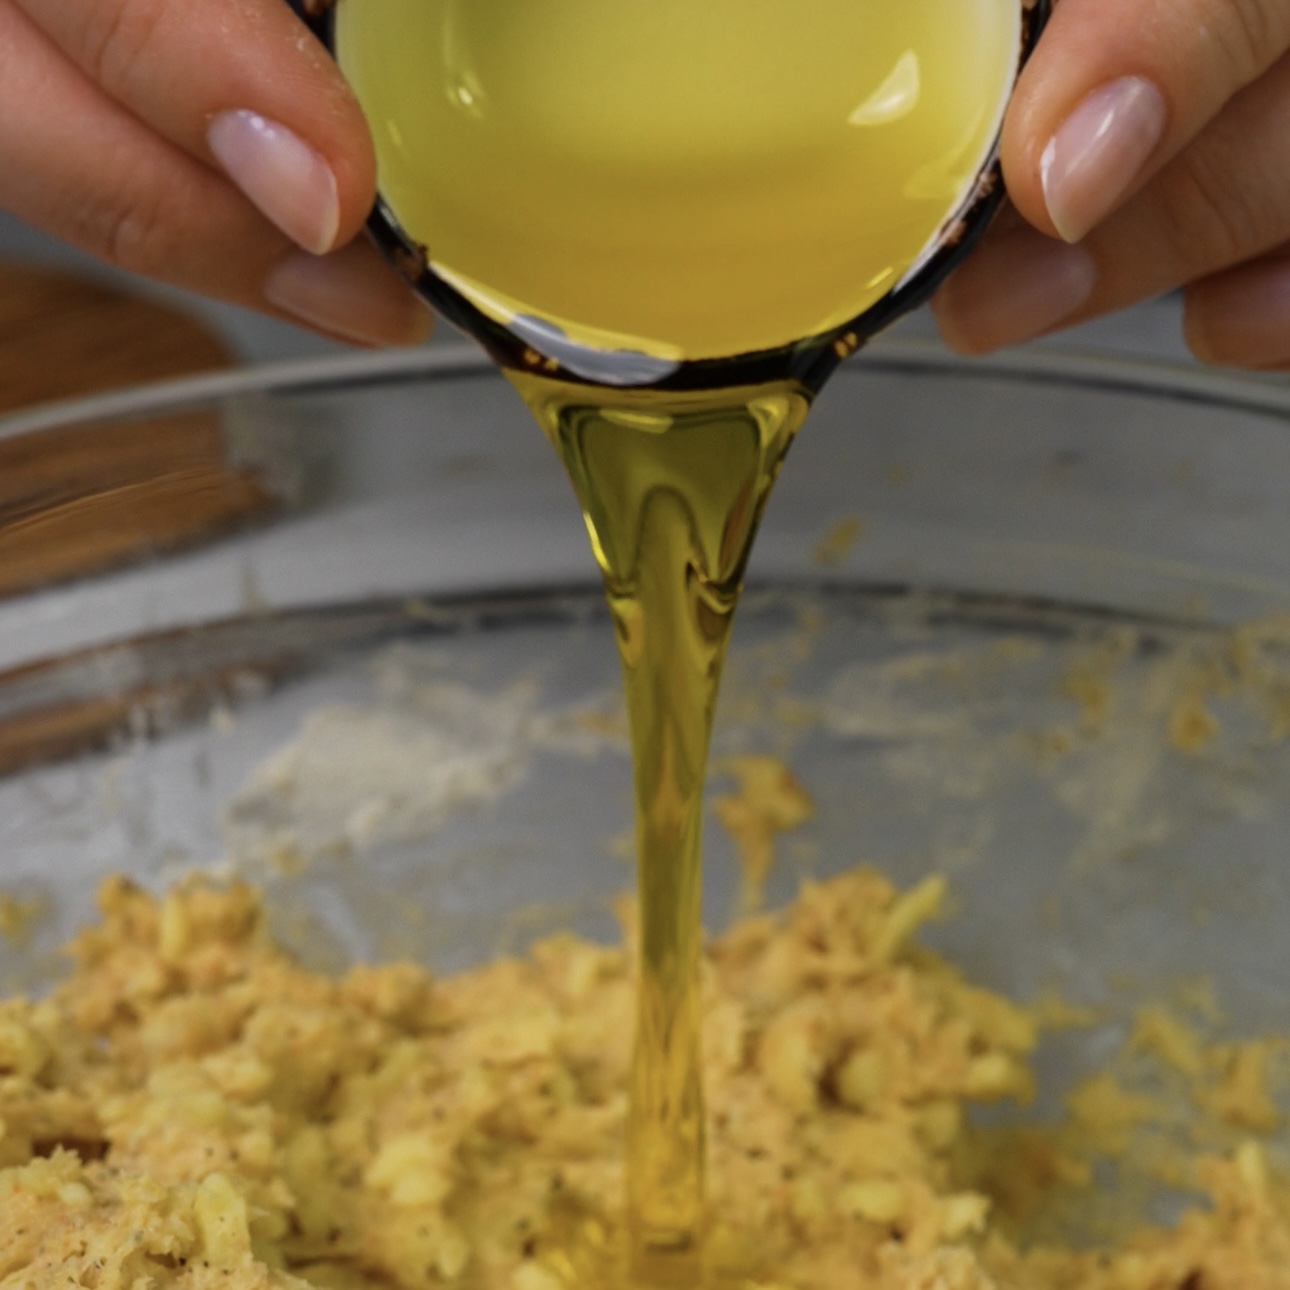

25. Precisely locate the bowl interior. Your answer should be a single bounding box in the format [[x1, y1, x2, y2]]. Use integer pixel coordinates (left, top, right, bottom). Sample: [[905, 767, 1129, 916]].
[[2, 345, 1290, 1235]]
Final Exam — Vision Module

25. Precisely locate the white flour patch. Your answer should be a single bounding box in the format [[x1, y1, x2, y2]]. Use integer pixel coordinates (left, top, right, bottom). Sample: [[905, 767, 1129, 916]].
[[225, 677, 537, 865], [223, 642, 627, 870]]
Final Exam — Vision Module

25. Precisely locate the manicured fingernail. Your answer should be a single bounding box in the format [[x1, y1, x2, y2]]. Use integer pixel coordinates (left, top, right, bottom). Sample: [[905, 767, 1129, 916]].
[[1041, 77, 1168, 244], [209, 109, 340, 255], [933, 227, 1097, 354], [265, 247, 433, 347], [1187, 259, 1290, 370]]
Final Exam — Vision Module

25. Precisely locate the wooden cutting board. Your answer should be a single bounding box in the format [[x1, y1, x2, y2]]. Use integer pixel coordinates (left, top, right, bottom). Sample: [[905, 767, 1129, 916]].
[[0, 261, 278, 597]]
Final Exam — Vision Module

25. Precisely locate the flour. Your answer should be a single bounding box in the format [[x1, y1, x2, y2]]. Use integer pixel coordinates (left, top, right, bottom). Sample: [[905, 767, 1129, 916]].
[[223, 643, 626, 869], [225, 673, 537, 865]]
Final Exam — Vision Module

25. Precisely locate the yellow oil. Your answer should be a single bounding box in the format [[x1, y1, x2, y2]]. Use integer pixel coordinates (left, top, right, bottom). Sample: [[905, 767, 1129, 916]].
[[334, 0, 1019, 361], [512, 371, 810, 1282]]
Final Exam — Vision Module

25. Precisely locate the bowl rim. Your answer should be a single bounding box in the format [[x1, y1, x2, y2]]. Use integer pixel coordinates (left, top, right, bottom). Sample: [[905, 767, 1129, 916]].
[[0, 336, 1287, 444]]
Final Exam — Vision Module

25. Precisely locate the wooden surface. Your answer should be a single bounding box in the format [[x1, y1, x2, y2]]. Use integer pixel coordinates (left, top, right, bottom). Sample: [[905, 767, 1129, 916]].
[[0, 261, 278, 597], [0, 261, 234, 411]]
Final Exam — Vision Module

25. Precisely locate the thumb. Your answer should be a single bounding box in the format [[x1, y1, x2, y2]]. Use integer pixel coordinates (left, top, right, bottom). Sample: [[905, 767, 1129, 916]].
[[1001, 0, 1290, 244], [15, 0, 377, 254]]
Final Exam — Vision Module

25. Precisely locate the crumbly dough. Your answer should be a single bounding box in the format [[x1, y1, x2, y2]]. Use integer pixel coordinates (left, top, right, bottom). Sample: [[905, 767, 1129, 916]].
[[712, 755, 814, 913], [2, 871, 1288, 1289]]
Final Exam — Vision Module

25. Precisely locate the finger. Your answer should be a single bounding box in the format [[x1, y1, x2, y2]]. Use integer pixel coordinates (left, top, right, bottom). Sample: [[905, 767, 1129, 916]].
[[929, 226, 1097, 356], [1184, 247, 1290, 371], [0, 0, 429, 348], [934, 48, 1290, 354], [1002, 0, 1290, 244], [15, 0, 375, 256]]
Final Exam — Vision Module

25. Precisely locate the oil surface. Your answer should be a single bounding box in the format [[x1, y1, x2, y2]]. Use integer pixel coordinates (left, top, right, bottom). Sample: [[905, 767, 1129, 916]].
[[513, 372, 810, 1280], [335, 0, 1019, 361]]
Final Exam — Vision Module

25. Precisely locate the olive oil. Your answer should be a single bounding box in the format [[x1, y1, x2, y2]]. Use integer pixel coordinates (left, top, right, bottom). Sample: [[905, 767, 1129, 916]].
[[513, 372, 809, 1277], [334, 0, 1020, 362]]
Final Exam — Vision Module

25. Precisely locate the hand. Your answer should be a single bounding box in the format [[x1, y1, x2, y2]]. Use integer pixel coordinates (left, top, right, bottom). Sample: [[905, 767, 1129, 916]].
[[932, 0, 1290, 370], [0, 0, 430, 347]]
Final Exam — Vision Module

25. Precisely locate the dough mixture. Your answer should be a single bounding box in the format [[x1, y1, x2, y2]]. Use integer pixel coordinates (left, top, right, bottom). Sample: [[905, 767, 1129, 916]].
[[2, 870, 1287, 1289]]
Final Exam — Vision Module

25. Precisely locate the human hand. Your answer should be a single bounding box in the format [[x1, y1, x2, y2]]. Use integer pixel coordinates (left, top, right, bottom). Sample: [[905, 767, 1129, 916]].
[[932, 0, 1290, 370], [0, 0, 430, 348]]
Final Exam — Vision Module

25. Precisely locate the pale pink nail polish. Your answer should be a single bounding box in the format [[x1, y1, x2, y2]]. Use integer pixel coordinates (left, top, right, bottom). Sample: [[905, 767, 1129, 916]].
[[265, 248, 434, 348], [1041, 77, 1168, 244], [933, 229, 1098, 354], [209, 110, 340, 255]]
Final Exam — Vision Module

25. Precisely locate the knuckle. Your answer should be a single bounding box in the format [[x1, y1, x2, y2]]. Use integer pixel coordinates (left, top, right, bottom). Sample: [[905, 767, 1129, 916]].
[[79, 181, 175, 279], [81, 0, 167, 95], [1155, 143, 1271, 274], [1207, 0, 1289, 85], [106, 196, 174, 279]]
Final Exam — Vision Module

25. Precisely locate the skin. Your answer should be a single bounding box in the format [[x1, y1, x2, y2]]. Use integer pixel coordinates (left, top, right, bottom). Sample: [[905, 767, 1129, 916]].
[[0, 0, 427, 347], [1, 0, 1287, 365], [933, 0, 1290, 370]]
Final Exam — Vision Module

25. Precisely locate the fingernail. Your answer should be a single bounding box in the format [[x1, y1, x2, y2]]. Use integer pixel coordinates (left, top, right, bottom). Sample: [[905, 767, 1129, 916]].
[[1041, 77, 1168, 244], [933, 227, 1097, 354], [1187, 259, 1290, 370], [209, 109, 340, 255], [265, 247, 434, 347]]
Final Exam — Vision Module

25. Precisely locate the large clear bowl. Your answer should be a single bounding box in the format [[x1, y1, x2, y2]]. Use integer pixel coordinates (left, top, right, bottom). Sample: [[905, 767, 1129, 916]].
[[3, 339, 1290, 1127]]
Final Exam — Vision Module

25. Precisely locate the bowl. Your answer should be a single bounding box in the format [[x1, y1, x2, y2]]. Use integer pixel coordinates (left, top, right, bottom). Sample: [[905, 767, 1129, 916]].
[[3, 340, 1290, 1188]]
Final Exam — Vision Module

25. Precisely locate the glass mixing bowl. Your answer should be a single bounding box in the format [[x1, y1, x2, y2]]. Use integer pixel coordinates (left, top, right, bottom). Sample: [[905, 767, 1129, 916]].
[[3, 339, 1290, 1165]]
